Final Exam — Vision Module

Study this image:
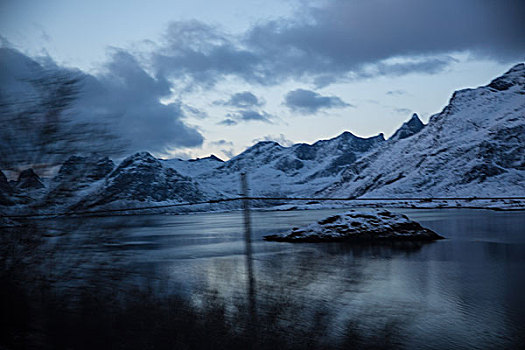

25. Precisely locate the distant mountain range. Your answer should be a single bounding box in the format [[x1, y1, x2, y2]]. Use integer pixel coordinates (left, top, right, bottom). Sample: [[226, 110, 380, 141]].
[[1, 63, 524, 212]]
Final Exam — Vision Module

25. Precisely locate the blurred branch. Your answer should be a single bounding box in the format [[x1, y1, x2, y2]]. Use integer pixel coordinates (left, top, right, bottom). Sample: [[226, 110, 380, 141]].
[[0, 68, 120, 173]]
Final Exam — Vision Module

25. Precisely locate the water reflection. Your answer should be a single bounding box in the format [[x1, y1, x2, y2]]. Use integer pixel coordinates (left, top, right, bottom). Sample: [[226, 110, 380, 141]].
[[1, 209, 524, 349]]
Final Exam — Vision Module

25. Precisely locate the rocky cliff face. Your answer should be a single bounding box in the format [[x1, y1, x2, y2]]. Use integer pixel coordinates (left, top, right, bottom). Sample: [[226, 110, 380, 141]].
[[53, 155, 115, 183], [390, 114, 424, 141], [43, 155, 115, 206], [16, 169, 45, 190]]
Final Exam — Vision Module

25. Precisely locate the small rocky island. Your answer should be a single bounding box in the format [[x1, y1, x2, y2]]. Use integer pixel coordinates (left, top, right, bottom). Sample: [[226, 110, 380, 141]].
[[264, 210, 444, 242]]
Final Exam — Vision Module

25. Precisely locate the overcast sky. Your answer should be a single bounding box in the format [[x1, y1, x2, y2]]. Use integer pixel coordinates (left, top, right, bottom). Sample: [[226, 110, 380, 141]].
[[1, 0, 524, 160]]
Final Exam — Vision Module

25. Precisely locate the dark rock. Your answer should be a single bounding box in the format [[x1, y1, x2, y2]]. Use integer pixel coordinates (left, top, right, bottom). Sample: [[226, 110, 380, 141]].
[[0, 171, 13, 205], [390, 114, 425, 141], [274, 157, 304, 173], [16, 168, 45, 190], [264, 210, 444, 243], [318, 215, 340, 225], [0, 170, 11, 194], [294, 144, 317, 160], [54, 155, 115, 183], [43, 155, 115, 205], [487, 63, 524, 91], [76, 152, 206, 208], [461, 163, 506, 184]]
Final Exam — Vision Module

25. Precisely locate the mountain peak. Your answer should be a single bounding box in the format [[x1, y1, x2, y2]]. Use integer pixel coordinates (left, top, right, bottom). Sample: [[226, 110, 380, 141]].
[[409, 113, 421, 122], [487, 63, 525, 91], [374, 133, 386, 141], [17, 168, 45, 189], [337, 131, 357, 138], [390, 113, 424, 141], [329, 131, 384, 143], [130, 151, 156, 160], [241, 140, 283, 154], [189, 154, 224, 163]]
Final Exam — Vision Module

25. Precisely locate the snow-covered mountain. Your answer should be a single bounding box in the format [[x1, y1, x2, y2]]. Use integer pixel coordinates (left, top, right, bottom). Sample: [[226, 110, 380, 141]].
[[42, 155, 115, 206], [69, 152, 218, 209], [0, 152, 221, 212], [322, 63, 525, 198], [15, 168, 45, 190], [164, 131, 386, 197]]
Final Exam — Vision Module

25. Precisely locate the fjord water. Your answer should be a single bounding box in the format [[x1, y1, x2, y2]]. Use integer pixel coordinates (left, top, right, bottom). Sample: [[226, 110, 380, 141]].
[[27, 209, 525, 348]]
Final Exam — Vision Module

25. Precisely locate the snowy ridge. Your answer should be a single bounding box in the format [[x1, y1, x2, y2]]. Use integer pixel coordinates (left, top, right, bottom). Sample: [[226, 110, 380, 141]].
[[164, 132, 385, 197], [69, 152, 220, 209], [161, 155, 223, 178], [322, 63, 525, 198]]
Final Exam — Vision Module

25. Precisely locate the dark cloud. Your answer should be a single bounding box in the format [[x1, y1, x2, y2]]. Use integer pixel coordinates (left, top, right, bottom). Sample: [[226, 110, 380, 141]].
[[210, 139, 234, 146], [182, 104, 208, 119], [214, 91, 263, 107], [217, 118, 238, 126], [0, 47, 204, 161], [218, 108, 272, 126], [76, 48, 203, 154], [152, 21, 264, 87], [147, 1, 524, 87], [284, 89, 352, 114], [386, 89, 407, 96], [246, 0, 524, 84], [230, 109, 272, 122]]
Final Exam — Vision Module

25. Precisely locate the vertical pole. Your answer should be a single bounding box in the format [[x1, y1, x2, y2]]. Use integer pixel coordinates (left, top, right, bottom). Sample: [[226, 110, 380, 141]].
[[240, 172, 257, 339]]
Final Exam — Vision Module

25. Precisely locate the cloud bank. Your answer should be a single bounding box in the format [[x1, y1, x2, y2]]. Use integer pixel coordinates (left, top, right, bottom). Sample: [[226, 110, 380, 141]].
[[148, 0, 524, 87], [219, 109, 273, 126], [284, 89, 351, 114], [0, 46, 204, 163], [214, 91, 263, 108]]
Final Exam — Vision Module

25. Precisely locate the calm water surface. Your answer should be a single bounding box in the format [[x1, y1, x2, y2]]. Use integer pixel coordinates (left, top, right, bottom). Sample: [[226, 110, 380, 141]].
[[51, 208, 525, 349]]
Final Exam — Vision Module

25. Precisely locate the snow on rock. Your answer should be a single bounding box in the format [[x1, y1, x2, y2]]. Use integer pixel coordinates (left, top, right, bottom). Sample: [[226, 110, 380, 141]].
[[264, 209, 443, 242], [188, 132, 385, 197], [322, 63, 525, 198], [161, 154, 224, 178], [71, 152, 213, 209]]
